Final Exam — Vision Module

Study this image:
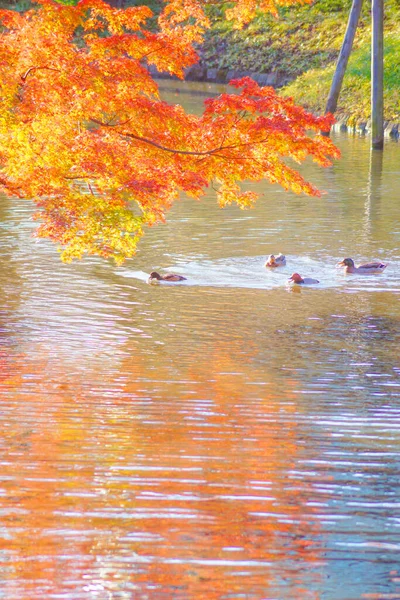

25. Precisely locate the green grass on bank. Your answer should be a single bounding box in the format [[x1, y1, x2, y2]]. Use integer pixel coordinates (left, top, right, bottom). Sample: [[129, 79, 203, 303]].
[[201, 0, 400, 121], [202, 0, 351, 79], [283, 28, 400, 121]]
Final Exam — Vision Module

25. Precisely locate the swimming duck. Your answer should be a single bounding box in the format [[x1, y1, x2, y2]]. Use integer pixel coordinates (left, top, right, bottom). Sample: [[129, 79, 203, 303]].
[[265, 253, 286, 267], [288, 273, 319, 285], [337, 258, 387, 274], [147, 271, 187, 284]]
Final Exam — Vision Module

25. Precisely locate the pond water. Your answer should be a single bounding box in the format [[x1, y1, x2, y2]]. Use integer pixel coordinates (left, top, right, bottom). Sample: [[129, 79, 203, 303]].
[[0, 81, 400, 600]]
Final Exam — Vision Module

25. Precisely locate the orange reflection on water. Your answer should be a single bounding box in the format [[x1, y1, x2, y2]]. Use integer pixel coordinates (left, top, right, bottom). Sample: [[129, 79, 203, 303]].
[[0, 337, 325, 599], [114, 339, 325, 598]]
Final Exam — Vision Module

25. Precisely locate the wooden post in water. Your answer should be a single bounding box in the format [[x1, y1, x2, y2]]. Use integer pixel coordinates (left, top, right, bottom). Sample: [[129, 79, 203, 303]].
[[371, 0, 384, 149], [322, 0, 364, 136], [365, 148, 383, 235]]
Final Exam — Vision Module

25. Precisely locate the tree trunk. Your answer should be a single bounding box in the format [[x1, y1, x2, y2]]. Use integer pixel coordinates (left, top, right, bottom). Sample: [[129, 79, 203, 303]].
[[371, 0, 384, 149], [321, 0, 364, 136]]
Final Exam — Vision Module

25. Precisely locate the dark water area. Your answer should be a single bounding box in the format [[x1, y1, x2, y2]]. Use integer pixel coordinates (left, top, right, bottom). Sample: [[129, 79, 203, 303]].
[[0, 81, 400, 599]]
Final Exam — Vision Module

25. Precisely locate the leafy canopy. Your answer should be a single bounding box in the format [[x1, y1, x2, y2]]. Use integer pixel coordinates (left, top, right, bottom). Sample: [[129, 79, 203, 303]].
[[0, 0, 339, 263]]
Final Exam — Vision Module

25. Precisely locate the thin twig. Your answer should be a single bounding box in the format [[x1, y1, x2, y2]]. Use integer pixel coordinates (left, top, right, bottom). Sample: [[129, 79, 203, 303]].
[[21, 66, 61, 82]]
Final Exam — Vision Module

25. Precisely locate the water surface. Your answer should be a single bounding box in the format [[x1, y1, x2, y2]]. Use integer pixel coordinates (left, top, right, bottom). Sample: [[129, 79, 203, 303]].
[[0, 81, 400, 600]]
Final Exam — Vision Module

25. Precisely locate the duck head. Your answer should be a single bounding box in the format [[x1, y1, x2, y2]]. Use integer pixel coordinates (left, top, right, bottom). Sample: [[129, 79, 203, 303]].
[[148, 271, 162, 280], [288, 273, 304, 284], [338, 258, 354, 268]]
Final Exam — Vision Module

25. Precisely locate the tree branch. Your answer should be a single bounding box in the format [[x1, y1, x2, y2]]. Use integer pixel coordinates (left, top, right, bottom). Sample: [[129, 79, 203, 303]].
[[89, 117, 269, 157], [21, 66, 61, 82], [0, 177, 24, 198]]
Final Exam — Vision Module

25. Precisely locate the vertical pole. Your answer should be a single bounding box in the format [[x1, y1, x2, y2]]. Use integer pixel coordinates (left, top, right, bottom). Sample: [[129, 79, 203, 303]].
[[371, 0, 384, 149], [365, 148, 383, 236], [324, 0, 364, 118]]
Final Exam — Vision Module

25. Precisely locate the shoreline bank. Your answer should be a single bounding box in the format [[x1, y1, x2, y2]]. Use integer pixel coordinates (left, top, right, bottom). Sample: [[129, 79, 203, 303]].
[[153, 65, 400, 141]]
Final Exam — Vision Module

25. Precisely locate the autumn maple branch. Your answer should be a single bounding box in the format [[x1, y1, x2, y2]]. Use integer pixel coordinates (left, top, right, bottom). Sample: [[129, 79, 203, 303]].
[[89, 117, 270, 158], [0, 176, 24, 198], [89, 117, 221, 156], [0, 0, 339, 264], [21, 66, 61, 82]]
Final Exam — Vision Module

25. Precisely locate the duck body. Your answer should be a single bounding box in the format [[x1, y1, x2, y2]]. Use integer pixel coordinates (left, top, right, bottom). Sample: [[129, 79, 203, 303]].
[[148, 271, 187, 284], [265, 253, 286, 267], [288, 273, 319, 285], [338, 258, 387, 274]]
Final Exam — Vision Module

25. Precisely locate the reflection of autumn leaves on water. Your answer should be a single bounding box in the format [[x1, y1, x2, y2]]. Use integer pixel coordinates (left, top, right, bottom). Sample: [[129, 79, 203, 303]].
[[0, 347, 15, 384], [113, 338, 325, 599], [0, 349, 98, 598], [0, 339, 324, 599]]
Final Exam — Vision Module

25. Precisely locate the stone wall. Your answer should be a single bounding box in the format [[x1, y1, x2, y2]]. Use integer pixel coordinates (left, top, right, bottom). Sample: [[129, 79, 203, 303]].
[[185, 65, 292, 88], [150, 64, 292, 88], [331, 114, 399, 139]]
